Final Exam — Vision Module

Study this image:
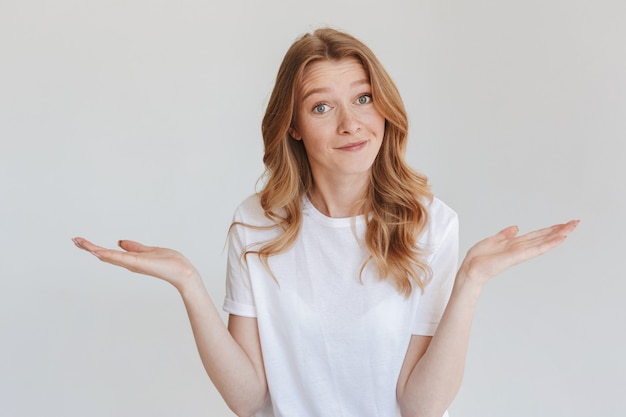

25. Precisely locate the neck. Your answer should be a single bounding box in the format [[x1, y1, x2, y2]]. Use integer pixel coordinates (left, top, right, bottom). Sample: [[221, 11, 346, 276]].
[[308, 175, 369, 218]]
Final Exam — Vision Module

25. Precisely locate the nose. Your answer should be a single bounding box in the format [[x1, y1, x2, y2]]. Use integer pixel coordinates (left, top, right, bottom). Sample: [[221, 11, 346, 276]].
[[336, 106, 361, 135]]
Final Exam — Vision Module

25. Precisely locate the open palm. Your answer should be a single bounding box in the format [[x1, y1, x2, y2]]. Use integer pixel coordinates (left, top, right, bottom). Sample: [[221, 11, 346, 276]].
[[72, 237, 199, 289], [459, 220, 579, 285]]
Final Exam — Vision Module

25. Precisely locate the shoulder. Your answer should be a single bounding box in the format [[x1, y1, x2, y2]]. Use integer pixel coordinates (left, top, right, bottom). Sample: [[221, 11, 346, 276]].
[[230, 194, 284, 246], [233, 194, 277, 231], [419, 197, 459, 250], [427, 197, 458, 229], [232, 194, 273, 226]]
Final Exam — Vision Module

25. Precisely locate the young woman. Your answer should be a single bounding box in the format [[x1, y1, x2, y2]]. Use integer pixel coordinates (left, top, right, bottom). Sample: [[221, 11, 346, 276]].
[[73, 28, 578, 417]]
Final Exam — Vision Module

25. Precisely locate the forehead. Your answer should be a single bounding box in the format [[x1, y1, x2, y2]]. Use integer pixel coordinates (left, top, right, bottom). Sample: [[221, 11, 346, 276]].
[[299, 58, 369, 95]]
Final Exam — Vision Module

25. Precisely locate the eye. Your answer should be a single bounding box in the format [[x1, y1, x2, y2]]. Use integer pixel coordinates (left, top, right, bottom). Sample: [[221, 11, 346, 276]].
[[313, 103, 330, 114], [356, 94, 372, 105]]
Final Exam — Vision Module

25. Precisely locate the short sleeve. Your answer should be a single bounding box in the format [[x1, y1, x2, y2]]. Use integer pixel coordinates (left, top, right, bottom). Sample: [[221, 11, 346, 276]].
[[411, 208, 459, 336], [223, 218, 258, 318]]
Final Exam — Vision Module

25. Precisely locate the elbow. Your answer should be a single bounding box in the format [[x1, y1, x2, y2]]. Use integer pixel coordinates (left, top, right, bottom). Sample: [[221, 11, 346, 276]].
[[229, 404, 262, 417], [227, 391, 267, 417], [399, 408, 447, 417], [397, 394, 449, 417]]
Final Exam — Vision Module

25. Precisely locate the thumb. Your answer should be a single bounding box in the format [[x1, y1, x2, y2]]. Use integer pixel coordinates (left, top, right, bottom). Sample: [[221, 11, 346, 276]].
[[497, 225, 519, 240], [118, 240, 152, 253]]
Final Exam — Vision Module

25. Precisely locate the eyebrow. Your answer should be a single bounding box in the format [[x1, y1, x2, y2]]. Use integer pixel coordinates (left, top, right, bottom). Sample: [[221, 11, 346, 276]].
[[301, 78, 371, 102]]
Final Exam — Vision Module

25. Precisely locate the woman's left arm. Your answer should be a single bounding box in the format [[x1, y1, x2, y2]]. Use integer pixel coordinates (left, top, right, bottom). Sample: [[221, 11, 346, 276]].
[[396, 220, 580, 417]]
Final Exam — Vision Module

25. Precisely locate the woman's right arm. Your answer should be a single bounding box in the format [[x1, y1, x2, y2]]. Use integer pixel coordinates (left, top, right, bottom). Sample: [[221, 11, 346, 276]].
[[72, 238, 267, 417]]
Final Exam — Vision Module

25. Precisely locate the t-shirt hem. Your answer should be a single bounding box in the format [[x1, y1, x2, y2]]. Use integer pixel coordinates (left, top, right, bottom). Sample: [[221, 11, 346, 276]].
[[223, 298, 257, 318], [411, 323, 439, 336]]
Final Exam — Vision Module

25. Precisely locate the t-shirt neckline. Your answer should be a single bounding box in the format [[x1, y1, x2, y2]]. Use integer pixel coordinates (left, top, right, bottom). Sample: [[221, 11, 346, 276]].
[[302, 195, 367, 228]]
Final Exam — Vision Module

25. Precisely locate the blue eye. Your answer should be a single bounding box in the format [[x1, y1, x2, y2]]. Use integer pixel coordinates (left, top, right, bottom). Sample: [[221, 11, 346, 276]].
[[357, 94, 372, 105], [313, 103, 330, 114]]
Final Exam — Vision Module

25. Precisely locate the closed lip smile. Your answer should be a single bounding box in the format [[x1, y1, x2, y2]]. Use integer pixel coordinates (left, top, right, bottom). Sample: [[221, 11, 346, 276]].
[[336, 140, 368, 151]]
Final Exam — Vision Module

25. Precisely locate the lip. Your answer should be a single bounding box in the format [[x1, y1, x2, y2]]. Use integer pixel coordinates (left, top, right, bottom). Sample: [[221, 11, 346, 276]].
[[336, 140, 368, 151]]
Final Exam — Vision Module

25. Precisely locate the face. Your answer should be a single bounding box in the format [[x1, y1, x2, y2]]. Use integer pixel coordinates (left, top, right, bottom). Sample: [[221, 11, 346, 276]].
[[289, 58, 385, 186]]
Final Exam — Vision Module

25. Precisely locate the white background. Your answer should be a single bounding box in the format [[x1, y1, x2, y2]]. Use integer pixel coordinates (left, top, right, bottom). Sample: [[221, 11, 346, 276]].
[[1, 1, 624, 416]]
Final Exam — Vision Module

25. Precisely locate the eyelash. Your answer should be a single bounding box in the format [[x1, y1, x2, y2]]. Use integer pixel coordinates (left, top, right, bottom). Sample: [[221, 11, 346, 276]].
[[313, 103, 330, 114], [311, 94, 373, 114], [356, 94, 372, 105]]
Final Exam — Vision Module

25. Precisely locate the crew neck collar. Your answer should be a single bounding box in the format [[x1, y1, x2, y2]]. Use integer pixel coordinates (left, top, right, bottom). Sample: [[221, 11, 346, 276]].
[[302, 195, 367, 228]]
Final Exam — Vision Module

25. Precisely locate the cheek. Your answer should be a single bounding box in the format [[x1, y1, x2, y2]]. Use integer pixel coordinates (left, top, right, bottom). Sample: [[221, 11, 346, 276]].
[[300, 118, 334, 143], [373, 116, 386, 139], [366, 109, 385, 133]]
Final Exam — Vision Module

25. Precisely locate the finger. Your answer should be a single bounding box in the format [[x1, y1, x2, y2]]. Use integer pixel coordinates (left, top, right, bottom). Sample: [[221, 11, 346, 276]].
[[118, 239, 153, 253], [511, 220, 580, 245], [72, 238, 85, 250], [496, 225, 519, 240], [527, 232, 570, 258], [535, 221, 579, 248], [515, 221, 579, 261], [92, 248, 142, 272], [72, 237, 109, 253]]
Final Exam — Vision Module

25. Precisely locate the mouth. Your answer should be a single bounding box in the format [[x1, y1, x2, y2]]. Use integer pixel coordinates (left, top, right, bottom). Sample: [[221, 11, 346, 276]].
[[336, 140, 368, 151]]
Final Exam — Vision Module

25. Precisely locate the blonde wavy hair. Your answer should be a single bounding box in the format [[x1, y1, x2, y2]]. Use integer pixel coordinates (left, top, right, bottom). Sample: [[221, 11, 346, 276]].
[[240, 28, 433, 296]]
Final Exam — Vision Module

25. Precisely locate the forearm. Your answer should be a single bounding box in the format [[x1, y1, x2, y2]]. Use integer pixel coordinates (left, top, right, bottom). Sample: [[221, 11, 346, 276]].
[[398, 220, 578, 417], [398, 274, 482, 417], [178, 277, 267, 416]]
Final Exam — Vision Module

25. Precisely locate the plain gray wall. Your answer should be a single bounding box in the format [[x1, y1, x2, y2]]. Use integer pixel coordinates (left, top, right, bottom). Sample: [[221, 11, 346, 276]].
[[1, 1, 624, 416]]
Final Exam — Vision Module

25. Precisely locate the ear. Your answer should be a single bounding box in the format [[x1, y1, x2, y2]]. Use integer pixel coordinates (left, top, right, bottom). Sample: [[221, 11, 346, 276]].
[[288, 126, 302, 140]]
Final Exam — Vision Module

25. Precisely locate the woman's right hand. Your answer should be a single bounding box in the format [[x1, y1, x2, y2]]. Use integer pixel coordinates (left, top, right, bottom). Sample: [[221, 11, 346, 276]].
[[72, 237, 201, 290]]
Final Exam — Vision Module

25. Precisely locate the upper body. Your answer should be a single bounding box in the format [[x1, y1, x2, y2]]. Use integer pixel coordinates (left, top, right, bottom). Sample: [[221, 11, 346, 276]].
[[72, 27, 578, 417], [224, 194, 458, 416], [221, 32, 452, 414]]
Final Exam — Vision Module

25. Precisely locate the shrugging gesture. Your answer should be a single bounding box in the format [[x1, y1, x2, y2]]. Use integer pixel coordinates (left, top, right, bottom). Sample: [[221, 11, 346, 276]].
[[73, 220, 579, 417], [71, 27, 581, 417], [72, 220, 579, 415], [73, 219, 579, 290]]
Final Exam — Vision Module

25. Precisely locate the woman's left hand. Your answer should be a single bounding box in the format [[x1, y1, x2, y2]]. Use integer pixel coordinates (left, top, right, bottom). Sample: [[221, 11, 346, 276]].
[[458, 220, 580, 288]]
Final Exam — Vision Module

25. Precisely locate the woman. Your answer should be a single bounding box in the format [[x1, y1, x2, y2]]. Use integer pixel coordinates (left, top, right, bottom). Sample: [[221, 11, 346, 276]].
[[73, 28, 578, 417]]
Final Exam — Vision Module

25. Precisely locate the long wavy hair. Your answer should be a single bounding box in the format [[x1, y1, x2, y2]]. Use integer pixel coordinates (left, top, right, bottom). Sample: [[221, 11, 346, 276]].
[[240, 28, 433, 296]]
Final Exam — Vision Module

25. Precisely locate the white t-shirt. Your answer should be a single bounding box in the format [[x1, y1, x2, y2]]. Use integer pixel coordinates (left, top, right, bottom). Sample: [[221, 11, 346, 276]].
[[224, 194, 458, 417]]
